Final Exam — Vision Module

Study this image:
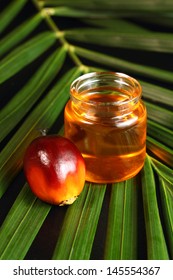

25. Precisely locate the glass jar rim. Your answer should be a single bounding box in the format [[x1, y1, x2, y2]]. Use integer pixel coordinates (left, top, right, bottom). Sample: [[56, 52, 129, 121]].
[[70, 71, 142, 106]]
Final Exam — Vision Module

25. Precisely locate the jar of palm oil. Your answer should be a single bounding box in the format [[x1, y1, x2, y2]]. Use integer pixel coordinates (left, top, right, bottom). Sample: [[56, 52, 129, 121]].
[[64, 72, 147, 183]]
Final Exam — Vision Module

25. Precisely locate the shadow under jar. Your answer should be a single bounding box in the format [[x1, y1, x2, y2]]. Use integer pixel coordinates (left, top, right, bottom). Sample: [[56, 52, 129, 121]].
[[64, 72, 147, 183]]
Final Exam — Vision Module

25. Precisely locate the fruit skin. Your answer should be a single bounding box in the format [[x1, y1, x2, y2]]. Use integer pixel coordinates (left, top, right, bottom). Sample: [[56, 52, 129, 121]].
[[23, 135, 86, 205]]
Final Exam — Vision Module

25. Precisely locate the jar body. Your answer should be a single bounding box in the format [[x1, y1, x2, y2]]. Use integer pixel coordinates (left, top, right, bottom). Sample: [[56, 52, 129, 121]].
[[64, 72, 147, 183]]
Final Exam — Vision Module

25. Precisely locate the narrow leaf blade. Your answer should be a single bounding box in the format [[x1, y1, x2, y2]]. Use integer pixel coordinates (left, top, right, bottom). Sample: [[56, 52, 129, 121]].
[[52, 183, 106, 260], [74, 46, 173, 84], [141, 155, 169, 259], [0, 184, 51, 260], [0, 47, 66, 142], [0, 32, 56, 84], [104, 178, 138, 260], [0, 14, 43, 57], [159, 178, 173, 259], [0, 0, 27, 33]]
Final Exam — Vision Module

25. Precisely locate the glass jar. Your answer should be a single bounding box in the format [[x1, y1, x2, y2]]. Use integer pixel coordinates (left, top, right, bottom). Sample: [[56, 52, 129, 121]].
[[64, 72, 147, 183]]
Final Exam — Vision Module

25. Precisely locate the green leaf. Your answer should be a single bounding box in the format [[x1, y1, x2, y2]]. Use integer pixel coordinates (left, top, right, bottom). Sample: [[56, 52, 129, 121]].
[[0, 184, 51, 260], [52, 183, 106, 260], [147, 120, 173, 149], [47, 6, 109, 18], [151, 157, 173, 258], [149, 158, 173, 259], [159, 178, 173, 259], [0, 14, 43, 57], [146, 101, 173, 129], [147, 136, 173, 167], [0, 31, 56, 84], [74, 46, 173, 84], [41, 0, 173, 13], [65, 28, 173, 53], [0, 0, 27, 33], [151, 157, 173, 183], [0, 47, 66, 142], [141, 155, 169, 260], [104, 178, 138, 260], [82, 18, 149, 33], [141, 80, 173, 107]]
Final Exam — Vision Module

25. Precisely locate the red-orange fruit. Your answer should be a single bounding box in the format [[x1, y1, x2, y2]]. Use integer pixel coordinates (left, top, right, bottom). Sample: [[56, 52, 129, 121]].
[[23, 135, 86, 205]]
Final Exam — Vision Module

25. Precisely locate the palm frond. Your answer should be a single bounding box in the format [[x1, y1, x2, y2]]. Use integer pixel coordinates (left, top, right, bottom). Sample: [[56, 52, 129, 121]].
[[0, 0, 173, 260]]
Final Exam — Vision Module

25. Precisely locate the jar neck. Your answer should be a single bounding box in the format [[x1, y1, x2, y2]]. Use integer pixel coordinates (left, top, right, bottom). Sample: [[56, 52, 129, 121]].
[[70, 72, 142, 122]]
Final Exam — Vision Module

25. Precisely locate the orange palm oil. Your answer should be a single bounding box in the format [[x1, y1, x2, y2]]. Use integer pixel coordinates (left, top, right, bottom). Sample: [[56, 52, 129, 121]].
[[64, 72, 147, 183]]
